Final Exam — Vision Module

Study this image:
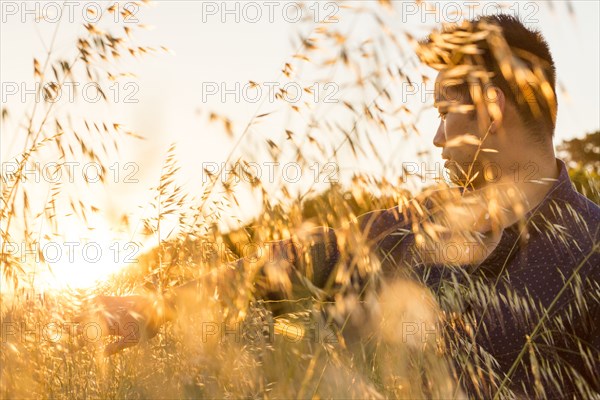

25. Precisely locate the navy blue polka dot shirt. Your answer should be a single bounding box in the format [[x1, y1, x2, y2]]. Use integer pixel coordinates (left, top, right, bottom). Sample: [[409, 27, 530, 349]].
[[293, 158, 599, 398]]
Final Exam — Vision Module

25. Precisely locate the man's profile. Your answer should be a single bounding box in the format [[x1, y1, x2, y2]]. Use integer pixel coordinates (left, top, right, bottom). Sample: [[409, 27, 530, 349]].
[[77, 14, 599, 399]]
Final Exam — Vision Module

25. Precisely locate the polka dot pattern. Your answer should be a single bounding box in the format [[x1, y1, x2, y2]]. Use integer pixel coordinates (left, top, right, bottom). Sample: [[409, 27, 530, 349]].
[[307, 159, 599, 396]]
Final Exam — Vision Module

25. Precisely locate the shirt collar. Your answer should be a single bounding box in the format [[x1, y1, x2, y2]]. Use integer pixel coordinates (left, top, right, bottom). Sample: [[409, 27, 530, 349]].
[[474, 158, 575, 275]]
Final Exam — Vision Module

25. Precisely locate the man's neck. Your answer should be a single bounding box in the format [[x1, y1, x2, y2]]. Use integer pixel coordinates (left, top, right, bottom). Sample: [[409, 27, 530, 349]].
[[485, 153, 560, 220]]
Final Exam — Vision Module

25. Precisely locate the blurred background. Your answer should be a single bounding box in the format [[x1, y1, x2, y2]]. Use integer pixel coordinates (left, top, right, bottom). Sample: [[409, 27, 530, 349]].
[[1, 1, 598, 289]]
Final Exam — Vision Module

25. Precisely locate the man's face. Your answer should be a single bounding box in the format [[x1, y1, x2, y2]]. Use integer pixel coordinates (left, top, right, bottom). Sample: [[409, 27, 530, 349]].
[[433, 72, 491, 188]]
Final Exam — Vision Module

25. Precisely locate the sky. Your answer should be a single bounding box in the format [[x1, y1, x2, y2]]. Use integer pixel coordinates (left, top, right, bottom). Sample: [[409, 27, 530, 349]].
[[1, 1, 599, 289]]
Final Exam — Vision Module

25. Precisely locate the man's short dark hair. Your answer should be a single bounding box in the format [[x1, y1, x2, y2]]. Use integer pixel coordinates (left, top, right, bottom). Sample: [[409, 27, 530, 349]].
[[418, 14, 557, 140]]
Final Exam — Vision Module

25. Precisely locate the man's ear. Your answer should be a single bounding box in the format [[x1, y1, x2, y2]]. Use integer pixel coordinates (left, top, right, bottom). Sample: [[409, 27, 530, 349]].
[[485, 86, 506, 134], [488, 86, 506, 122]]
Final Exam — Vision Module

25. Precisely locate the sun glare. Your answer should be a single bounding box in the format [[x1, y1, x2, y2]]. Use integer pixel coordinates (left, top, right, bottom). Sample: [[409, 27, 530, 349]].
[[33, 216, 149, 291]]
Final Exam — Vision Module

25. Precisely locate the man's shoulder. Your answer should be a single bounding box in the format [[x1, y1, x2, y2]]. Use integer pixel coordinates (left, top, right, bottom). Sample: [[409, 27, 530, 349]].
[[572, 190, 600, 221], [355, 205, 412, 244], [550, 159, 600, 225], [550, 183, 600, 240], [354, 187, 461, 241], [534, 185, 600, 280]]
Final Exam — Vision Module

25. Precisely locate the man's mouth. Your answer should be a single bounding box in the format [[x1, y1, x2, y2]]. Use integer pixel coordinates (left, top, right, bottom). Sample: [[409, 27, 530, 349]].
[[442, 156, 452, 168]]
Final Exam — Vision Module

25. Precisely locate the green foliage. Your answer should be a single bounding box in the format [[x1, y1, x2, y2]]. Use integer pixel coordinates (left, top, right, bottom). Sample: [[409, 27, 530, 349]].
[[558, 131, 600, 203], [567, 168, 599, 204]]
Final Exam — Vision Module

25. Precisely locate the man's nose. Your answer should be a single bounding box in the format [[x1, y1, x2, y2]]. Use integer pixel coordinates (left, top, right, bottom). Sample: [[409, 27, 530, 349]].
[[433, 122, 445, 148]]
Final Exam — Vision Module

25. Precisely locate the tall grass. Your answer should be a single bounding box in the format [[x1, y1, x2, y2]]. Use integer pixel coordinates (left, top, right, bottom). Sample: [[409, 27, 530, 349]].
[[1, 1, 598, 399]]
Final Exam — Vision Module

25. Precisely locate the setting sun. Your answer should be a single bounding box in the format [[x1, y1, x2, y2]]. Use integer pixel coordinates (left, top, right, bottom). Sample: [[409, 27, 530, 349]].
[[35, 219, 137, 290]]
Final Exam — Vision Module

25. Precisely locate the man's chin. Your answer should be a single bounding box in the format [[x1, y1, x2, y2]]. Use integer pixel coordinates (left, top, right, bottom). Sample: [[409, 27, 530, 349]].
[[448, 174, 466, 187], [443, 161, 457, 178], [444, 162, 470, 187]]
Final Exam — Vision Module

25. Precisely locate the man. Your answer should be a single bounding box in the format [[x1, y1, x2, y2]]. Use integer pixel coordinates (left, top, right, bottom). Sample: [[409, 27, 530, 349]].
[[79, 15, 599, 398]]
